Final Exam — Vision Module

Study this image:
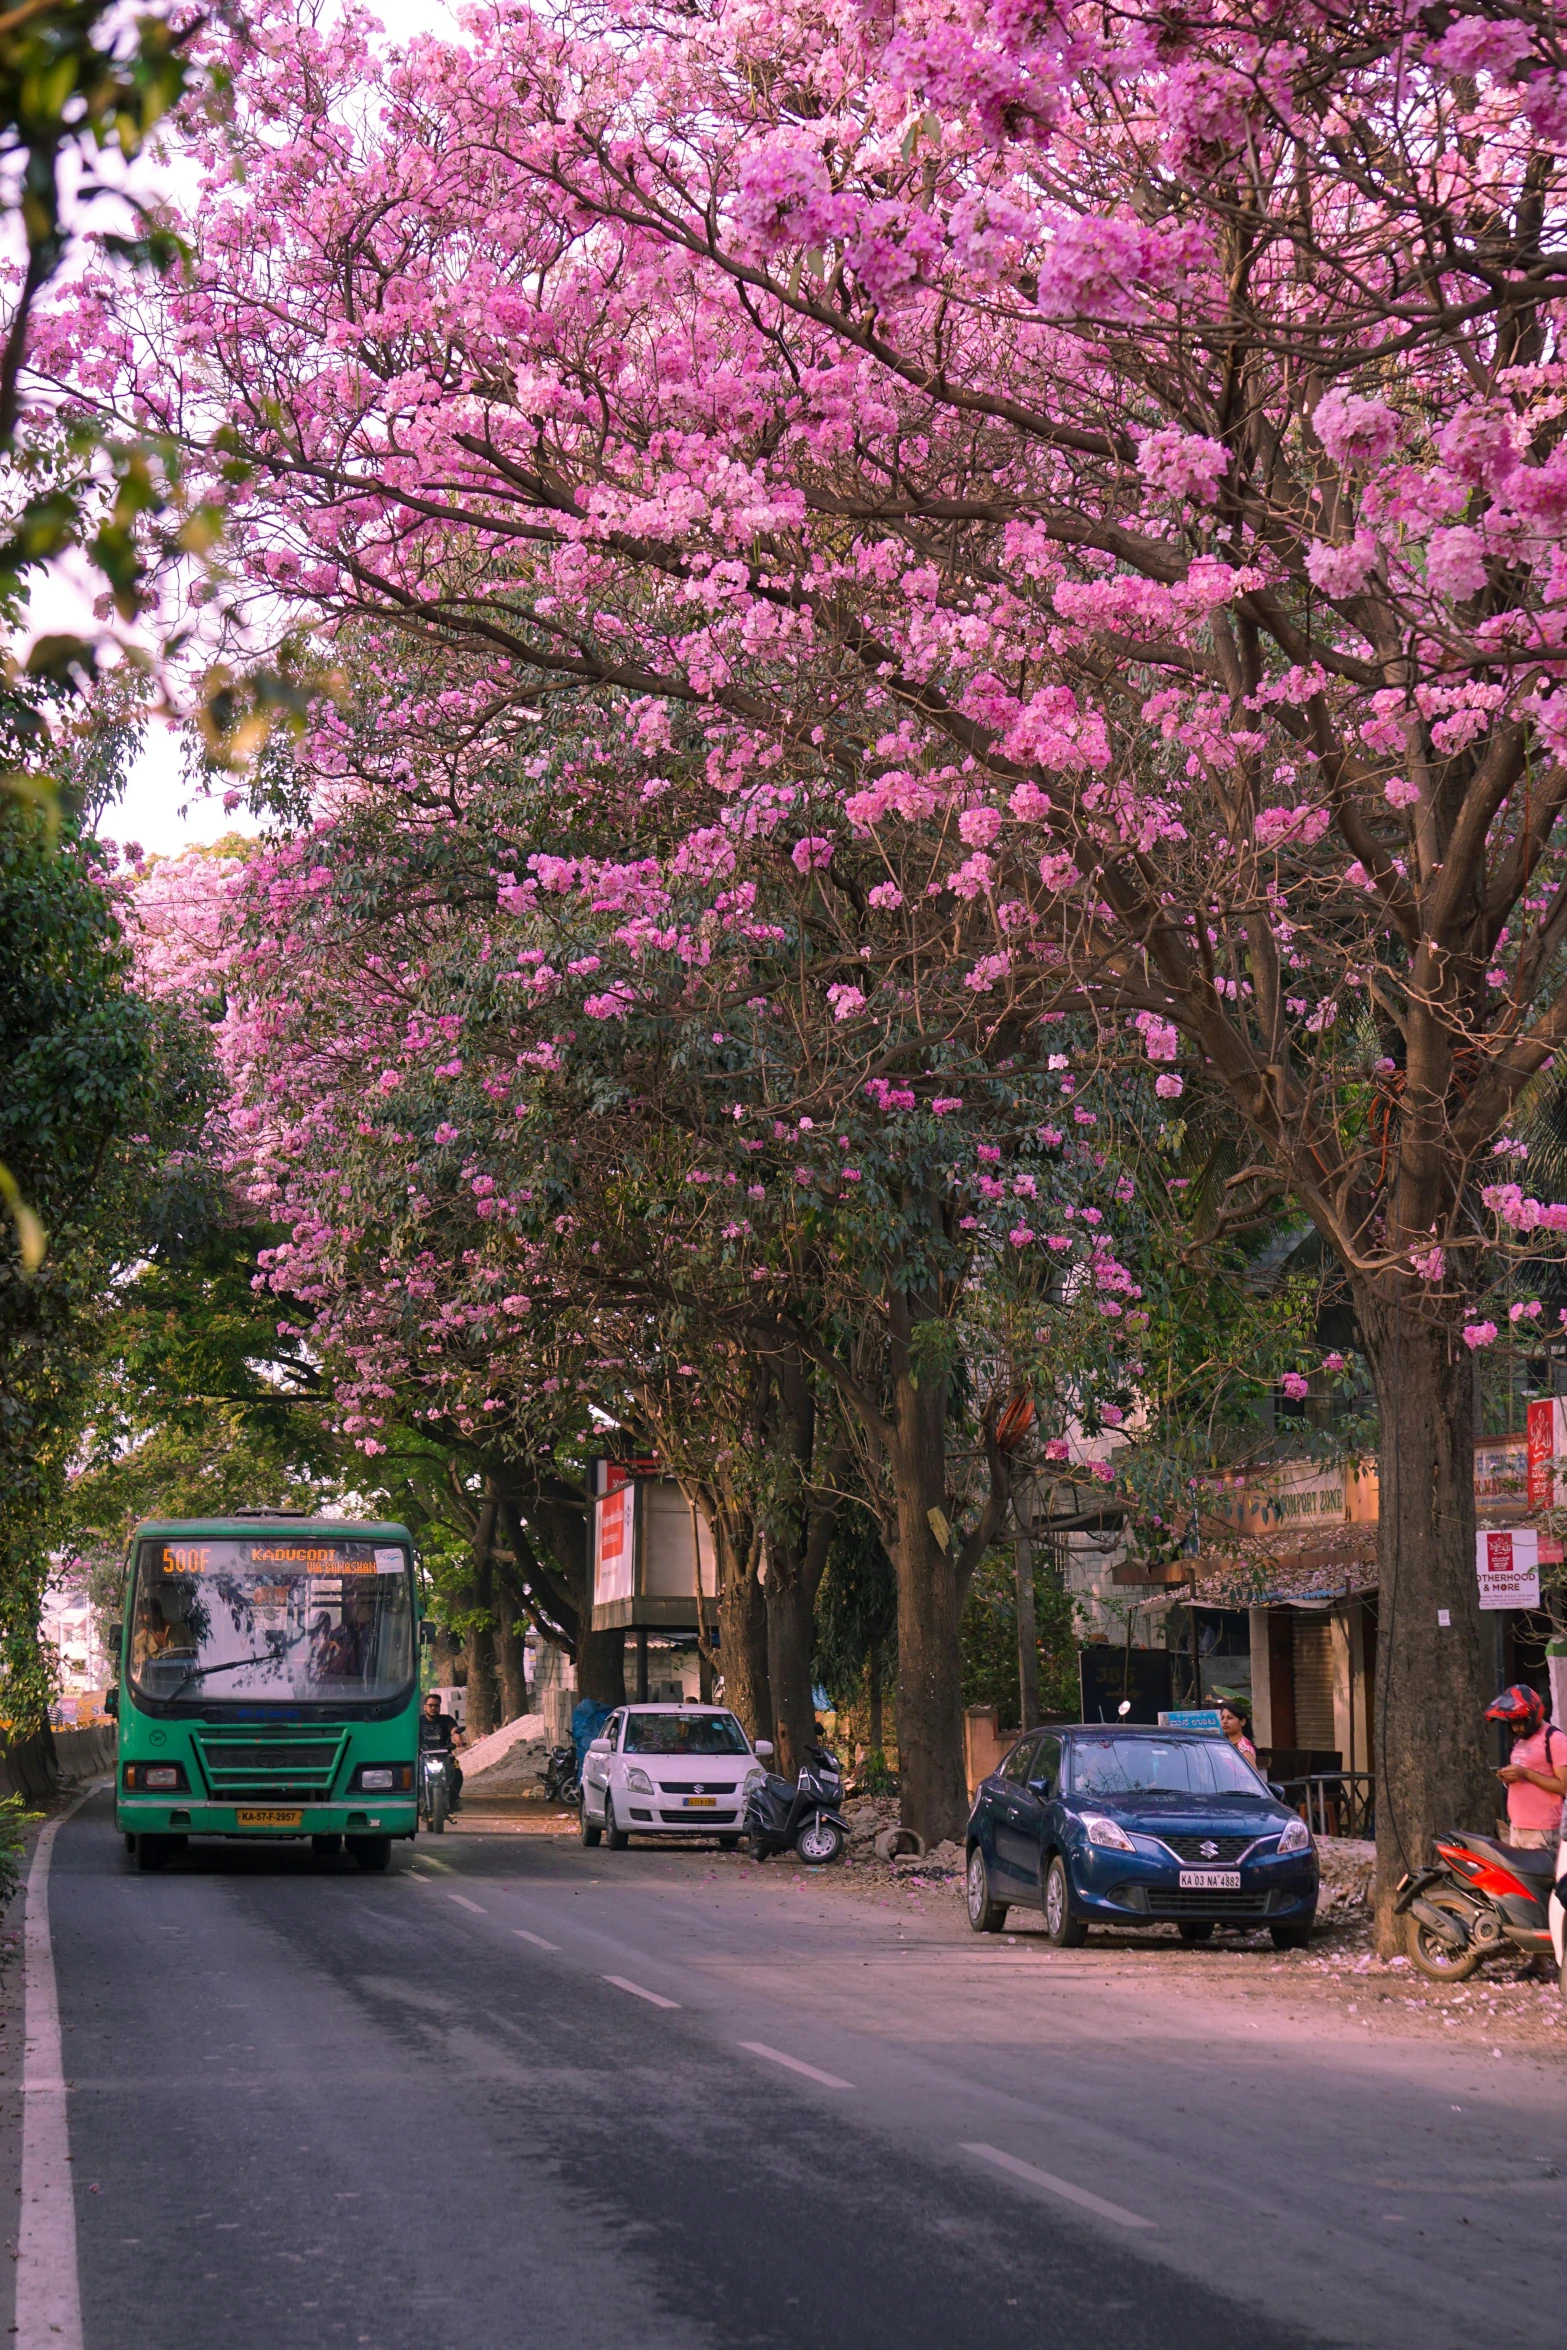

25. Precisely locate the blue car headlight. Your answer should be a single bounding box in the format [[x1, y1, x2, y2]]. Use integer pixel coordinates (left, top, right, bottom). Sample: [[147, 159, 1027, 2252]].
[[1079, 1812, 1137, 1853], [1276, 1816, 1314, 1857]]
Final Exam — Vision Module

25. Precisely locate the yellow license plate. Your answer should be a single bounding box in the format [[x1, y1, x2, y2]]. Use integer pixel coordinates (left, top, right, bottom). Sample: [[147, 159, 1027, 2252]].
[[685, 1797, 718, 1808], [236, 1808, 303, 1828]]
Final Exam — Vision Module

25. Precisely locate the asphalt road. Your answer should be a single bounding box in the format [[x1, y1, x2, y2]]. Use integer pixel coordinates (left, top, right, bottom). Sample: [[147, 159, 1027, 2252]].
[[9, 1791, 1567, 2350]]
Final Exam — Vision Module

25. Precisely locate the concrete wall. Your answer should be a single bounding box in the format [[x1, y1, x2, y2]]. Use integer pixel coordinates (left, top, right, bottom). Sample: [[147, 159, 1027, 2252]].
[[0, 1723, 116, 1803]]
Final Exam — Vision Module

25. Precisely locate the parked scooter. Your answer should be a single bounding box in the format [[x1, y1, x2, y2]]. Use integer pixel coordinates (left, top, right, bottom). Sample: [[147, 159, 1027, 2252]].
[[541, 1744, 581, 1807], [746, 1739, 851, 1865], [419, 1748, 457, 1834], [1396, 1831, 1561, 1980]]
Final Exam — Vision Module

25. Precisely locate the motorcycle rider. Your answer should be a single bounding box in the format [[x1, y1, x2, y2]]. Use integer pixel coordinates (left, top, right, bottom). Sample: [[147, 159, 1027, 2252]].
[[419, 1692, 465, 1809], [1486, 1684, 1567, 1849]]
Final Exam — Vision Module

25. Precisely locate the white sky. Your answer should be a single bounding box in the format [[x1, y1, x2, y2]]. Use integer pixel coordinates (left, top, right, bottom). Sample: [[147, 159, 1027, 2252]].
[[26, 0, 465, 856]]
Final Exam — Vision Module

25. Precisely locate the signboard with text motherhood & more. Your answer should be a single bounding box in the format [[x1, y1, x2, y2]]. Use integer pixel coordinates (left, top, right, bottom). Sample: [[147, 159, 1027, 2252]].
[[1476, 1527, 1541, 1612]]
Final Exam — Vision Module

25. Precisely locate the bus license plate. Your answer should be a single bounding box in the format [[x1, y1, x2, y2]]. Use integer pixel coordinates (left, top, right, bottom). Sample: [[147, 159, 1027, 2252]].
[[685, 1797, 718, 1808], [1179, 1868, 1240, 1891], [237, 1809, 303, 1828]]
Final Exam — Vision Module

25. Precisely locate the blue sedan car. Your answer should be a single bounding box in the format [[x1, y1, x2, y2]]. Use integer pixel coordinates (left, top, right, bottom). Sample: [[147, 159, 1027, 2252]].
[[965, 1724, 1318, 1949]]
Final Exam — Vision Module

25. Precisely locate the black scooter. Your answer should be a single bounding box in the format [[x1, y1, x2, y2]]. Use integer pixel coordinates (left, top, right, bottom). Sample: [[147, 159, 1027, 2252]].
[[541, 1744, 581, 1806], [746, 1740, 851, 1864]]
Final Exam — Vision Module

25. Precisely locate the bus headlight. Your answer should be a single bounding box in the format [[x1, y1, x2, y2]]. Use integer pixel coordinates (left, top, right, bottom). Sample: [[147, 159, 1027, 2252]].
[[351, 1763, 413, 1792], [123, 1761, 188, 1792]]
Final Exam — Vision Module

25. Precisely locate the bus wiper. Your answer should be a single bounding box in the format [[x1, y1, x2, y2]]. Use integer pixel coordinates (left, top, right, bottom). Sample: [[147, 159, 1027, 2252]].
[[166, 1631, 306, 1697]]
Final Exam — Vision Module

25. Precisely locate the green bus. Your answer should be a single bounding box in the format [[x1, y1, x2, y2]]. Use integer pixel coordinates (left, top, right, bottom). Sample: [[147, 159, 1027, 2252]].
[[111, 1512, 426, 1870]]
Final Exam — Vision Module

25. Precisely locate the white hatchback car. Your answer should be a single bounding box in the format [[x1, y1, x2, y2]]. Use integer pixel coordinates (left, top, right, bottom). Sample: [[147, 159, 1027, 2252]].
[[579, 1704, 768, 1849]]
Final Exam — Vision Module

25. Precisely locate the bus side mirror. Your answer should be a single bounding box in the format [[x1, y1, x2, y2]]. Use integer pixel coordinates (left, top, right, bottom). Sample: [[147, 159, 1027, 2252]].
[[418, 1620, 437, 1646], [103, 1688, 119, 1718], [107, 1623, 123, 1656]]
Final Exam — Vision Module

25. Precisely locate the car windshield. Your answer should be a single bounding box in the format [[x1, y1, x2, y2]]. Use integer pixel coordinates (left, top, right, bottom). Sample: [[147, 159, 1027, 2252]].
[[622, 1712, 750, 1756], [130, 1536, 414, 1706], [1070, 1735, 1265, 1799]]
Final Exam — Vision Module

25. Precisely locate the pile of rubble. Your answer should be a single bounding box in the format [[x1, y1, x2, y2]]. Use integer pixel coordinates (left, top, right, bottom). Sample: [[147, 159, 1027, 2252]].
[[1314, 1835, 1375, 1919], [461, 1714, 552, 1795], [841, 1798, 966, 1883]]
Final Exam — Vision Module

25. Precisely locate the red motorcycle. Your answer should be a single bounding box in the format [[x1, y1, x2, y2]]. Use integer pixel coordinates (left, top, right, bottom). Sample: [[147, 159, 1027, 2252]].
[[1396, 1832, 1559, 1981]]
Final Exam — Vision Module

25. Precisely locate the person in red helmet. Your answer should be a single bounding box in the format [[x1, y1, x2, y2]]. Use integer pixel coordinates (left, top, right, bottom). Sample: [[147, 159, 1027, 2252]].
[[1486, 1685, 1567, 1848]]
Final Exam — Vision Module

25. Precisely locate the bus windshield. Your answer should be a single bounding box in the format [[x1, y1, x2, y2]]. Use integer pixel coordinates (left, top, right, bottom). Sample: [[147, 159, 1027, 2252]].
[[130, 1536, 413, 1707]]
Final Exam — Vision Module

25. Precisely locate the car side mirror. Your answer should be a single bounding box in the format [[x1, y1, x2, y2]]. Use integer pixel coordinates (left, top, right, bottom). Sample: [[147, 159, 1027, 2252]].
[[418, 1618, 437, 1646], [1028, 1776, 1055, 1798], [754, 1740, 774, 1758], [103, 1688, 119, 1719], [587, 1738, 612, 1756]]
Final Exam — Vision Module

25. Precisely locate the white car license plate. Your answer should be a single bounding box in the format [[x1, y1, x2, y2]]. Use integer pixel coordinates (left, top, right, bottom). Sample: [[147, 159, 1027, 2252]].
[[685, 1796, 718, 1808], [1179, 1868, 1241, 1891]]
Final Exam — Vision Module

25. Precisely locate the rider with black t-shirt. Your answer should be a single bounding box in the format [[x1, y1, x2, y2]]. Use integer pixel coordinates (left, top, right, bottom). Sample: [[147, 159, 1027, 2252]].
[[419, 1693, 465, 1806]]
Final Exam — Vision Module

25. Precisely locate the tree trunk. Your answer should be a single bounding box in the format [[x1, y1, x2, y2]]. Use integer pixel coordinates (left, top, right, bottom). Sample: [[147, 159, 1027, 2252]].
[[1358, 1291, 1492, 1949], [715, 1521, 771, 1746], [867, 1666, 883, 1753], [494, 1578, 528, 1723], [886, 1363, 968, 1847], [765, 1548, 817, 1776], [576, 1623, 626, 1706], [521, 1483, 623, 1706], [465, 1621, 500, 1737]]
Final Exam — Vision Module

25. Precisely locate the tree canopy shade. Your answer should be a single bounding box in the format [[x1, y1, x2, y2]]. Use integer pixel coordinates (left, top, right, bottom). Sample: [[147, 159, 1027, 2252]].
[[67, 0, 1567, 1900], [0, 803, 209, 1721]]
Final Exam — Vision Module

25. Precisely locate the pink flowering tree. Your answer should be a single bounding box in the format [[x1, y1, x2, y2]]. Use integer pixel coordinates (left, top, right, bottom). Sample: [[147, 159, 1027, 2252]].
[[203, 662, 1193, 1820], [74, 0, 1567, 1902]]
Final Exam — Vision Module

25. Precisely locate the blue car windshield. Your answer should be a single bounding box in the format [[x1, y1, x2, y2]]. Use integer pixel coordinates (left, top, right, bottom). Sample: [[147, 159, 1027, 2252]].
[[1070, 1736, 1264, 1798]]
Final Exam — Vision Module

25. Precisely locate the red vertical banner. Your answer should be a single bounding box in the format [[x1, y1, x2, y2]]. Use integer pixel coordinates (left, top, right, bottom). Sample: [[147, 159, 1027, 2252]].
[[1527, 1397, 1557, 1509]]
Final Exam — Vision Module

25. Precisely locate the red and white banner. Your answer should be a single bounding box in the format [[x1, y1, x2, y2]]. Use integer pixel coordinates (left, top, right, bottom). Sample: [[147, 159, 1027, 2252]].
[[1476, 1527, 1541, 1611], [1526, 1398, 1567, 1509]]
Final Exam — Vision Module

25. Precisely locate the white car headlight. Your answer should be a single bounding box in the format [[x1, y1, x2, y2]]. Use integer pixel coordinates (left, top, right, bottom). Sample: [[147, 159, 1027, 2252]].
[[1276, 1816, 1314, 1856], [742, 1768, 765, 1794], [1080, 1813, 1136, 1852], [625, 1766, 654, 1795]]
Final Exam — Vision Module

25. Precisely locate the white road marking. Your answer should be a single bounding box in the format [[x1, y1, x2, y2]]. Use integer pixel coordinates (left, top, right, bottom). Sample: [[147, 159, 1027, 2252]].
[[738, 2042, 850, 2088], [961, 2143, 1155, 2230], [514, 1930, 559, 1951], [447, 1893, 486, 1915], [604, 1975, 680, 2009], [18, 1789, 99, 2350], [415, 1853, 454, 1872]]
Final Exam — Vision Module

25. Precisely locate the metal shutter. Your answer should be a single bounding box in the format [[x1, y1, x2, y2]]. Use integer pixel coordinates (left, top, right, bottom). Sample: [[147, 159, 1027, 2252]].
[[1290, 1616, 1336, 1748]]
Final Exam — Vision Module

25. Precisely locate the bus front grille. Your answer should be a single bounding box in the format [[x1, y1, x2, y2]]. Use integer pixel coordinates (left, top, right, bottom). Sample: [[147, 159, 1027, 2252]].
[[193, 1734, 347, 1799]]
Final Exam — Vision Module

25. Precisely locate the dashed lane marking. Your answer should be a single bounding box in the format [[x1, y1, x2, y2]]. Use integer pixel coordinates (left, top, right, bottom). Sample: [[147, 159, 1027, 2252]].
[[738, 2042, 850, 2088], [603, 1976, 680, 2009], [514, 1930, 559, 1952], [447, 1893, 487, 1915], [961, 2143, 1155, 2230]]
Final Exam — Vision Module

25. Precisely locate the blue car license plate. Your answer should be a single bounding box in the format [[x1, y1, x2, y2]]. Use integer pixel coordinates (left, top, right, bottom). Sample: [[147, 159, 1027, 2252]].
[[1179, 1868, 1241, 1891]]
